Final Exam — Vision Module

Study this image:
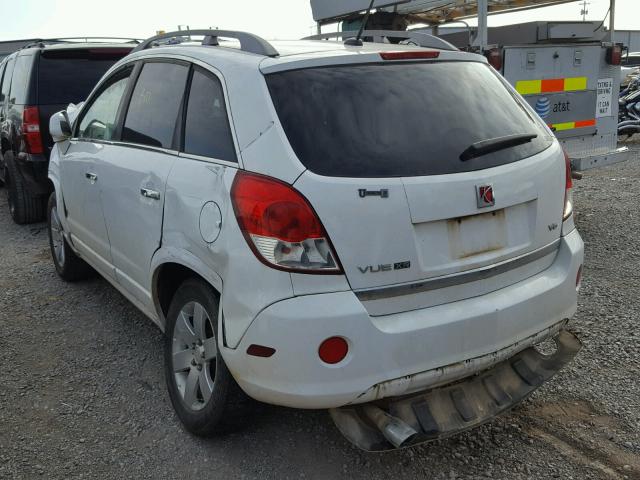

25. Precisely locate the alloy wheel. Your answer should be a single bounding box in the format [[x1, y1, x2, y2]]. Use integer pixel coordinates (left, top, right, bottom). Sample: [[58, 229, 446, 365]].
[[50, 205, 65, 267], [171, 301, 218, 411]]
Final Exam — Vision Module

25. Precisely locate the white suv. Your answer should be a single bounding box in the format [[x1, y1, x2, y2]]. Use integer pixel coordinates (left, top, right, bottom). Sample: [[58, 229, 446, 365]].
[[47, 30, 584, 451]]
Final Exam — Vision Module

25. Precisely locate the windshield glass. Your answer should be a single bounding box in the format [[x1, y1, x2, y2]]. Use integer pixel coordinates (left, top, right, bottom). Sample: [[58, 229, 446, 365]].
[[266, 61, 554, 178]]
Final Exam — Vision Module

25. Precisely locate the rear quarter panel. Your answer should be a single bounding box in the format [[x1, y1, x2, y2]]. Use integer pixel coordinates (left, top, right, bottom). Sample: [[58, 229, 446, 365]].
[[157, 158, 295, 346]]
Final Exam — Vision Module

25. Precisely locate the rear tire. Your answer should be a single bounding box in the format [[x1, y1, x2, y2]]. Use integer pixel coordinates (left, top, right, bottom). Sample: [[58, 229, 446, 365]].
[[5, 154, 45, 224], [164, 278, 238, 436], [47, 193, 92, 281]]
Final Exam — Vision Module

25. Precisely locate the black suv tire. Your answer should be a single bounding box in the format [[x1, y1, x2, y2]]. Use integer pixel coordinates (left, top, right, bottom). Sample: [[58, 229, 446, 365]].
[[5, 153, 46, 224]]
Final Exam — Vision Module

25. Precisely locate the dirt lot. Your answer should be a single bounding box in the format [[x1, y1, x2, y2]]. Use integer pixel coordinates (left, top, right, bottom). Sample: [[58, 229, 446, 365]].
[[1, 145, 640, 479]]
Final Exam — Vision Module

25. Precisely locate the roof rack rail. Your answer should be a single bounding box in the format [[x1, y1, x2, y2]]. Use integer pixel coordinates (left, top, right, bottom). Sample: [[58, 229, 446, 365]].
[[21, 37, 142, 49], [303, 30, 458, 51], [131, 29, 279, 57]]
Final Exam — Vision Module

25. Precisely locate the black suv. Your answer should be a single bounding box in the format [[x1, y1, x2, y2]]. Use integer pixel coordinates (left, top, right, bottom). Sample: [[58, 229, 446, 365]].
[[0, 40, 135, 224]]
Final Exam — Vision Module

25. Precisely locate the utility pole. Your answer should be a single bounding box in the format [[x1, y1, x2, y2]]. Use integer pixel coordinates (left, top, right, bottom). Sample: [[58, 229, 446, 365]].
[[579, 1, 590, 21]]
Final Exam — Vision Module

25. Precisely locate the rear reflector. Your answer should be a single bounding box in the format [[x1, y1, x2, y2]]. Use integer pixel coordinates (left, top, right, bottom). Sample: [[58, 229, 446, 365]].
[[22, 106, 43, 155], [380, 51, 440, 61], [318, 337, 349, 364], [247, 344, 276, 358]]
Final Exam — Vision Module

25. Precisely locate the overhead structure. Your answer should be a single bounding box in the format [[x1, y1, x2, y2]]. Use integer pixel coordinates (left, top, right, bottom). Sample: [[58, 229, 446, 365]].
[[312, 0, 582, 25], [310, 0, 616, 50]]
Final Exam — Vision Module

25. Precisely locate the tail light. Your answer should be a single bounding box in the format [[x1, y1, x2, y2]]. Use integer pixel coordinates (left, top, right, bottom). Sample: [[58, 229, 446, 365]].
[[563, 149, 573, 220], [606, 44, 622, 66], [485, 48, 503, 71], [230, 171, 342, 274], [22, 106, 43, 154]]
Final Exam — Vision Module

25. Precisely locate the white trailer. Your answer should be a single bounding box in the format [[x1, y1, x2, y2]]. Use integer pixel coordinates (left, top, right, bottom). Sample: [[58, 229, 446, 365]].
[[309, 0, 630, 171]]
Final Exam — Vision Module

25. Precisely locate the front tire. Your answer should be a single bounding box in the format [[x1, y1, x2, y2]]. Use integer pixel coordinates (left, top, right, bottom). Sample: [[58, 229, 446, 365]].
[[47, 193, 92, 281], [164, 279, 235, 436]]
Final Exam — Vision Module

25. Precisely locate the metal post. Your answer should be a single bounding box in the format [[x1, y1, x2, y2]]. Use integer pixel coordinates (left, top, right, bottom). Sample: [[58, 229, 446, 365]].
[[477, 0, 488, 51], [609, 0, 615, 38]]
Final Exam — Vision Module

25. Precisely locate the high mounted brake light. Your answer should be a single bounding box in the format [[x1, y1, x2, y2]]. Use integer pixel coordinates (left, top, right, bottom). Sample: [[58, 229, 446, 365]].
[[22, 107, 43, 155], [231, 171, 342, 274], [379, 51, 440, 61]]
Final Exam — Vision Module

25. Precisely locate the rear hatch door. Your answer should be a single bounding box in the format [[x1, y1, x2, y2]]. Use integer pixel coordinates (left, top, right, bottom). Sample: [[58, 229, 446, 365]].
[[267, 59, 564, 314]]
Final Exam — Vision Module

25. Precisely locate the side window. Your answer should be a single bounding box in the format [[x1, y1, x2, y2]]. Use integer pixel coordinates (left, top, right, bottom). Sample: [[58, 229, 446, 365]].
[[183, 67, 237, 162], [77, 68, 131, 141], [0, 58, 14, 103], [122, 62, 189, 149], [9, 56, 32, 104]]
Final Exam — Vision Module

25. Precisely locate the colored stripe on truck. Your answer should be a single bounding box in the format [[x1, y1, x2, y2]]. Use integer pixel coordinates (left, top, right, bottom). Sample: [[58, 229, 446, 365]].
[[548, 119, 596, 131], [516, 77, 588, 95]]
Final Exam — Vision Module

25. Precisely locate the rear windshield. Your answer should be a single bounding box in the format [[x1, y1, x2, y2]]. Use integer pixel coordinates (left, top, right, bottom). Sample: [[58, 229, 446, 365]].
[[38, 49, 130, 105], [266, 61, 554, 178]]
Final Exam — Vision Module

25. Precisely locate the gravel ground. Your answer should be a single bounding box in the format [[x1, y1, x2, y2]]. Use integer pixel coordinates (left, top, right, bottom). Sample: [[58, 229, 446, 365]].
[[1, 144, 640, 480]]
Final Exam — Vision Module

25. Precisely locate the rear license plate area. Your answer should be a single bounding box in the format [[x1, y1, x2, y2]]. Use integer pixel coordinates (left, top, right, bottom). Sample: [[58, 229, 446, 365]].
[[447, 209, 507, 259]]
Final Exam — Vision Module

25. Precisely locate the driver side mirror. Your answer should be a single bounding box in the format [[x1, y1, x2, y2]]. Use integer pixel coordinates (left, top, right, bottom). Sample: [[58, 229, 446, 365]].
[[50, 110, 72, 143]]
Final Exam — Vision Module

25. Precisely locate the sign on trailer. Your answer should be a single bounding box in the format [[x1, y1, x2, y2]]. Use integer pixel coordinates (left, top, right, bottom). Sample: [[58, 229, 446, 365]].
[[596, 78, 614, 118]]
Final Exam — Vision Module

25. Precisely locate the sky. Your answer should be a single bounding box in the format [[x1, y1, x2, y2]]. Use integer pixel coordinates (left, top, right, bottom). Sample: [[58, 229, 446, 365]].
[[0, 0, 638, 42]]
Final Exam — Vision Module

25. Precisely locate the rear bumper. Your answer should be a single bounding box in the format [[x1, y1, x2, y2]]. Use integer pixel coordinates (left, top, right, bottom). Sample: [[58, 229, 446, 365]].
[[222, 228, 584, 409], [571, 146, 632, 172], [332, 330, 582, 451]]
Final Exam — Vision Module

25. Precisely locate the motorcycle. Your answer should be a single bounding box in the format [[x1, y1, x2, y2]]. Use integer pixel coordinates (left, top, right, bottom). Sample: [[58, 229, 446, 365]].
[[618, 76, 640, 139]]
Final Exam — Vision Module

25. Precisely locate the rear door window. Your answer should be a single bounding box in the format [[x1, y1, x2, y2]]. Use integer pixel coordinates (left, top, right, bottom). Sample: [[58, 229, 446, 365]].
[[183, 67, 236, 162], [1, 58, 15, 104], [38, 49, 130, 105], [9, 55, 33, 104], [122, 62, 189, 149], [77, 67, 132, 141], [266, 61, 554, 178]]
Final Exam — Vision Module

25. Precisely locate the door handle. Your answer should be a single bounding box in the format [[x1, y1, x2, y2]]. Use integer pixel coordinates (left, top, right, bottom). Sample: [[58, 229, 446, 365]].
[[140, 188, 161, 200], [85, 172, 98, 183]]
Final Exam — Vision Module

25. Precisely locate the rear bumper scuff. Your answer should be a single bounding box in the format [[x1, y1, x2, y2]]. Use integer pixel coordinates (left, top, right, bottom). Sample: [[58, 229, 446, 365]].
[[330, 329, 582, 451]]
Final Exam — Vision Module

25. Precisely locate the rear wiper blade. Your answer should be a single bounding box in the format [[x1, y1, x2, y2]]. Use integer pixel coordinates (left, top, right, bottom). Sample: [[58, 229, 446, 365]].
[[459, 133, 538, 162]]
